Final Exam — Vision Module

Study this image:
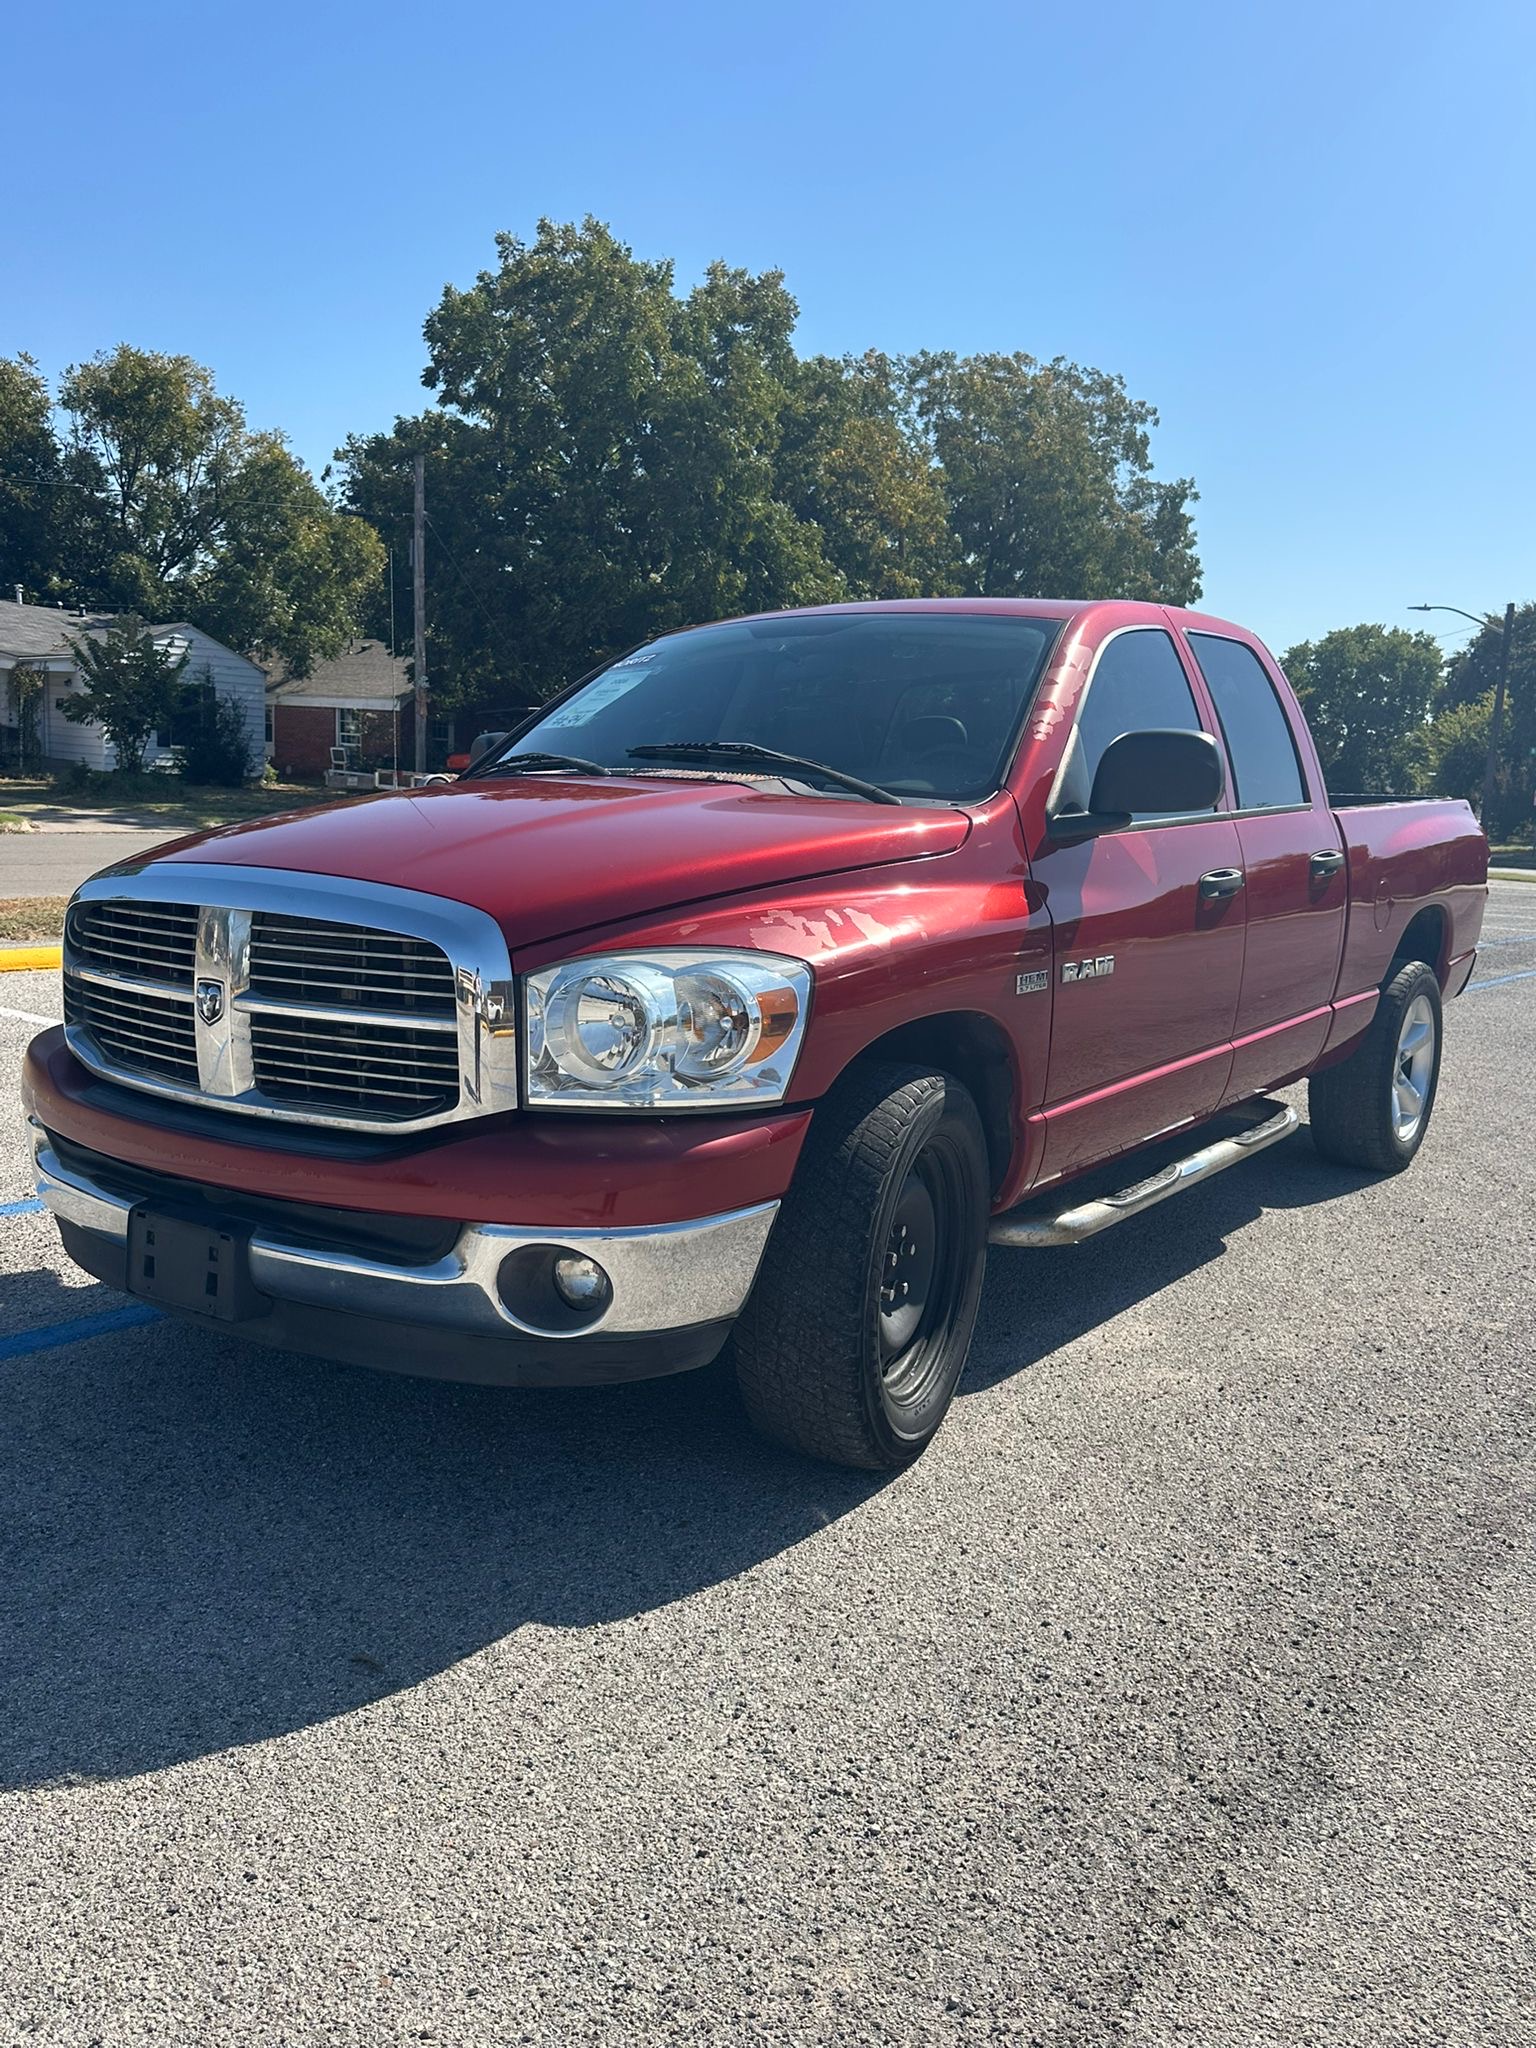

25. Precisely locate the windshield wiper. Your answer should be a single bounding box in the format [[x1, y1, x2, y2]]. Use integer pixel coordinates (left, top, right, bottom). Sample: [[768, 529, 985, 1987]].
[[627, 741, 902, 806], [474, 750, 615, 780]]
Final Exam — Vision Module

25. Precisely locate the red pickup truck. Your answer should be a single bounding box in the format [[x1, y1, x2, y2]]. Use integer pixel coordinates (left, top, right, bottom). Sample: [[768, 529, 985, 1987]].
[[24, 599, 1487, 1468]]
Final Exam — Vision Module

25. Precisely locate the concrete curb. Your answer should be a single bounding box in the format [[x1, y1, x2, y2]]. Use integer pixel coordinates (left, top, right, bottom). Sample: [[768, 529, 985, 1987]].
[[0, 945, 61, 972]]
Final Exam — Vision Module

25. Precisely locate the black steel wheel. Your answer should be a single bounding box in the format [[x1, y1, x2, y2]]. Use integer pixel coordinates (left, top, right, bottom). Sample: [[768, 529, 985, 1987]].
[[733, 1062, 990, 1469]]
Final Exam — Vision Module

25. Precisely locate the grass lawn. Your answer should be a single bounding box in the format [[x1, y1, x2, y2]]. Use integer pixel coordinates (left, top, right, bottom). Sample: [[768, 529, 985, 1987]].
[[0, 772, 347, 832], [0, 897, 68, 943], [1489, 843, 1535, 870]]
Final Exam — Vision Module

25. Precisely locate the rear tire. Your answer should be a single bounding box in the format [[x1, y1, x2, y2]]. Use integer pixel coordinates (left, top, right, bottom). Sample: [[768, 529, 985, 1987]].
[[1309, 959, 1443, 1173], [733, 1063, 989, 1470]]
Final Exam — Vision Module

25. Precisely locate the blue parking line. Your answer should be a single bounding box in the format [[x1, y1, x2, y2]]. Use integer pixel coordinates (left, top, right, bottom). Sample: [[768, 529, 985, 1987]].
[[0, 1303, 161, 1362], [1465, 967, 1536, 995], [0, 1197, 46, 1217]]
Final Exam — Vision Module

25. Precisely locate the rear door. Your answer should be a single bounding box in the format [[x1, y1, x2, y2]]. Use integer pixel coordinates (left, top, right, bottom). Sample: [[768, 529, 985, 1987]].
[[1181, 628, 1346, 1100], [1030, 625, 1246, 1181]]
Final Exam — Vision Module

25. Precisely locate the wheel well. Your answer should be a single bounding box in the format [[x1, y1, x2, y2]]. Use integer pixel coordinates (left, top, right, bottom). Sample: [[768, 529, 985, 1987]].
[[842, 1013, 1016, 1193], [1390, 905, 1448, 985]]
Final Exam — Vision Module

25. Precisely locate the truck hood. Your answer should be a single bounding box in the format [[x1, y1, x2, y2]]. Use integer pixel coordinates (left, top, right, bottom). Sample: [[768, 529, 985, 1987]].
[[142, 776, 972, 949]]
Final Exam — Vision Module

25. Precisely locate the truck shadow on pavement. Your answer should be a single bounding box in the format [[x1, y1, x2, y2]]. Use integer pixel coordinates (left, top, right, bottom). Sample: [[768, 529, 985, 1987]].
[[0, 1126, 1370, 1789], [963, 1121, 1377, 1391]]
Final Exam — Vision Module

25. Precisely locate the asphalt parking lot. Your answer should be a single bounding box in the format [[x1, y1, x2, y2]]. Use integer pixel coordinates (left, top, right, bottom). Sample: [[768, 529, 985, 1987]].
[[1, 885, 1532, 2047]]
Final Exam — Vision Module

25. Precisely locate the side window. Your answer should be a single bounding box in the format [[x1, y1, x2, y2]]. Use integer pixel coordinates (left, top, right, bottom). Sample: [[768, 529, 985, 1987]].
[[1188, 633, 1307, 810], [1064, 628, 1211, 820]]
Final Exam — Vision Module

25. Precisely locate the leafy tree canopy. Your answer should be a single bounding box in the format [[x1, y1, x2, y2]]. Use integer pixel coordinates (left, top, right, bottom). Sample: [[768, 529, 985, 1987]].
[[908, 351, 1201, 603], [1281, 624, 1442, 795], [0, 355, 62, 600], [1427, 692, 1493, 809], [1440, 604, 1536, 834], [342, 218, 1201, 708], [6, 347, 382, 674]]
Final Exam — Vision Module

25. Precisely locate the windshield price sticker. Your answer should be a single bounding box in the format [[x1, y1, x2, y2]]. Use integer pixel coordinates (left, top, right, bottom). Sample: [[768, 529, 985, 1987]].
[[542, 655, 655, 730]]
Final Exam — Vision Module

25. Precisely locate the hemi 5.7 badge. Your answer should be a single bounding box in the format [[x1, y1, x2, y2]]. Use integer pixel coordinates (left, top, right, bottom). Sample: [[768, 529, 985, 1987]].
[[1062, 955, 1115, 983]]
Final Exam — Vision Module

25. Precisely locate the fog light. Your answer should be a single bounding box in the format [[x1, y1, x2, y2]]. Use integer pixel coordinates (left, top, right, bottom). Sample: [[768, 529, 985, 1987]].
[[552, 1253, 612, 1311]]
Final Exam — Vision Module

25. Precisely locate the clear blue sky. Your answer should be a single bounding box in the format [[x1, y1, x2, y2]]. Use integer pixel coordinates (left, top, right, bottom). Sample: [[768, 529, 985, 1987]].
[[7, 0, 1532, 659]]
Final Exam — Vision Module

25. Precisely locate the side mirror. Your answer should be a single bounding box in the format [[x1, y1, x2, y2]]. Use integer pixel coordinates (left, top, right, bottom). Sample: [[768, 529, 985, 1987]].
[[1057, 728, 1224, 839]]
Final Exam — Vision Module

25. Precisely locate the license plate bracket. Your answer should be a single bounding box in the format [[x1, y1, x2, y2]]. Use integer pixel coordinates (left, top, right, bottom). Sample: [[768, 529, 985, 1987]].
[[126, 1208, 265, 1321]]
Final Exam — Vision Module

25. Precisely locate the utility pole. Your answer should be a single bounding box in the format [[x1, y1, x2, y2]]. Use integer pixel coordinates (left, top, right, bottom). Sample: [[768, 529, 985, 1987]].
[[412, 453, 428, 775], [1480, 601, 1517, 835]]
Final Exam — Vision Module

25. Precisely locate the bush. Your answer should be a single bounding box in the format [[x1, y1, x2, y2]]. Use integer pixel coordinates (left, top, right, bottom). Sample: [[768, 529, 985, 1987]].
[[174, 687, 253, 786]]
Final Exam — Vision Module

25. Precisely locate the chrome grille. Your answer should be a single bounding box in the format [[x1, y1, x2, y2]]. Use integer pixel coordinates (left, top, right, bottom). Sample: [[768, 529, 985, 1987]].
[[248, 914, 456, 1016], [250, 1011, 460, 1119], [67, 899, 198, 987], [63, 975, 198, 1086], [58, 868, 520, 1134]]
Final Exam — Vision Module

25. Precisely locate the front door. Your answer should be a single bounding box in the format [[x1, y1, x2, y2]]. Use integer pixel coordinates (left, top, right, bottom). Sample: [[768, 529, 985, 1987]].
[[1181, 628, 1347, 1101], [1030, 625, 1246, 1183]]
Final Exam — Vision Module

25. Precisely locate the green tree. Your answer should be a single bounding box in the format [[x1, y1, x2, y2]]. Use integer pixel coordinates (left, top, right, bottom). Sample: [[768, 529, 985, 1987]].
[[0, 355, 63, 601], [1428, 693, 1493, 808], [343, 220, 845, 707], [62, 615, 188, 771], [343, 220, 1205, 709], [907, 351, 1201, 602], [1280, 624, 1442, 794], [57, 346, 382, 671], [777, 351, 959, 599], [1440, 605, 1536, 837]]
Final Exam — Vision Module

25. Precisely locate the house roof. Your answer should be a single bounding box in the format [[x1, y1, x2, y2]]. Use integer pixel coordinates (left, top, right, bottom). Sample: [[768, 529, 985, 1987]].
[[0, 599, 119, 660], [0, 598, 243, 664], [264, 640, 411, 706]]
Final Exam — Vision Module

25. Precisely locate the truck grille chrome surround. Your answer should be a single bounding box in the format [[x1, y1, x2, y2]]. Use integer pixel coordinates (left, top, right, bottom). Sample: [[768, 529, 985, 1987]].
[[62, 863, 519, 1133]]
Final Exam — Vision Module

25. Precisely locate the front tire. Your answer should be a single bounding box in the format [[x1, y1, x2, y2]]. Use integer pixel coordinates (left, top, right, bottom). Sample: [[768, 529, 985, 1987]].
[[733, 1063, 989, 1470], [1309, 958, 1443, 1173]]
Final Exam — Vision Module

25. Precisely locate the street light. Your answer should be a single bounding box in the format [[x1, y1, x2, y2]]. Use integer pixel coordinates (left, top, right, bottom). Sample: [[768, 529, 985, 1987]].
[[1410, 600, 1517, 830]]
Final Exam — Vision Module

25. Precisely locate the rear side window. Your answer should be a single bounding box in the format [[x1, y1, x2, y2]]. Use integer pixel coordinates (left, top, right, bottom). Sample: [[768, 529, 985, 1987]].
[[1063, 628, 1211, 820], [1188, 633, 1307, 810]]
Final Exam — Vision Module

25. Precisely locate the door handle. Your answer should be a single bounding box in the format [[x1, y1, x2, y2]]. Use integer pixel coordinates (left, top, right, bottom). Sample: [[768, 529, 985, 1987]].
[[1309, 849, 1346, 879], [1199, 868, 1245, 900]]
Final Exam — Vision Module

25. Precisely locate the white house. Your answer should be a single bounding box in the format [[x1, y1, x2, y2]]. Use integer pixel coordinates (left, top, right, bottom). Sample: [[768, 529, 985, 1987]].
[[0, 598, 265, 773]]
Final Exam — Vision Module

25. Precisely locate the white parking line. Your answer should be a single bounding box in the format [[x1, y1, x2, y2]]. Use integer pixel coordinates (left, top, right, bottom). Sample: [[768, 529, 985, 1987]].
[[0, 1005, 55, 1027]]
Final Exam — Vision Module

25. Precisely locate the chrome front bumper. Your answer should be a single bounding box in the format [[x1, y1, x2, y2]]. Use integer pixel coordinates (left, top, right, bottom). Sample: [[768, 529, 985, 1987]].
[[30, 1126, 778, 1343]]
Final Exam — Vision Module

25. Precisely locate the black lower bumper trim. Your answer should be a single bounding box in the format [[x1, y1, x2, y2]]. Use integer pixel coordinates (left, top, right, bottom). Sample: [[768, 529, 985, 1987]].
[[57, 1220, 733, 1388]]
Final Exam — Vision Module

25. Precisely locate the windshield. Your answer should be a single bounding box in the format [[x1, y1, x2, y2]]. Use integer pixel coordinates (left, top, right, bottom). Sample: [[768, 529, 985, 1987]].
[[483, 612, 1062, 802]]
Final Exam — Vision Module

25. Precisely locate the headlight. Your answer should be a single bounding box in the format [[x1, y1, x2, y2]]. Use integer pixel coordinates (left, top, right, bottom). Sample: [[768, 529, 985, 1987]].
[[524, 950, 812, 1110]]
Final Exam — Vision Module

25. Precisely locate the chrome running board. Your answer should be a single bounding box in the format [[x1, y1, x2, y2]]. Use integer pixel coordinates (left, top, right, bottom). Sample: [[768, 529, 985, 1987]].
[[988, 1103, 1300, 1248]]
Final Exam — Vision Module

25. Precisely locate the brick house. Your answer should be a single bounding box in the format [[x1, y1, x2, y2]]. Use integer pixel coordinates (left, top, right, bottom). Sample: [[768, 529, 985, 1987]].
[[263, 641, 428, 778]]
